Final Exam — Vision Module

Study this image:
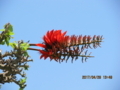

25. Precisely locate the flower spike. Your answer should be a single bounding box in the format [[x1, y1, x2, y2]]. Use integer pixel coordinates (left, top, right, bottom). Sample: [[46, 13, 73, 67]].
[[29, 30, 104, 63]]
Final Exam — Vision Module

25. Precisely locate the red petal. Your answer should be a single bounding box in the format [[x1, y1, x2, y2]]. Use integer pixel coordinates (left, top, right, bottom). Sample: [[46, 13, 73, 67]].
[[36, 43, 46, 48], [40, 55, 45, 59], [43, 35, 52, 45]]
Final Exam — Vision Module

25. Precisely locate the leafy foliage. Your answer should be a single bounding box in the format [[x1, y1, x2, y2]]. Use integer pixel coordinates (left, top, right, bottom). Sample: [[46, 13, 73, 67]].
[[0, 23, 32, 90]]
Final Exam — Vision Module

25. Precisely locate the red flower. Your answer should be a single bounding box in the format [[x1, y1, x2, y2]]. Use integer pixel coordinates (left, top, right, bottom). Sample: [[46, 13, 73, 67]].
[[38, 49, 62, 62], [36, 30, 66, 48], [39, 49, 53, 59], [36, 30, 67, 49], [35, 30, 68, 61], [29, 29, 103, 63]]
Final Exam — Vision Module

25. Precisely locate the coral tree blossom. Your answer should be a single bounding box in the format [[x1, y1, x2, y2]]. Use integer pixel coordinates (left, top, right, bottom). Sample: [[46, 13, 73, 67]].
[[36, 30, 67, 49], [35, 30, 69, 61], [29, 29, 103, 63]]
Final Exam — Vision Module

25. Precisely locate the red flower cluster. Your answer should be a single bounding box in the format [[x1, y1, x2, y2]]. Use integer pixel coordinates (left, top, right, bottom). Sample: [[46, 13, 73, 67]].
[[29, 29, 103, 63], [35, 30, 69, 61], [36, 30, 67, 49]]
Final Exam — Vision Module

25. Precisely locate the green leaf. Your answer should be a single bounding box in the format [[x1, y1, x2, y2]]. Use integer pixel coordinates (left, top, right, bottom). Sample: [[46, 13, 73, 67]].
[[9, 42, 17, 48], [8, 31, 14, 35], [8, 25, 13, 32], [4, 23, 13, 32], [0, 29, 5, 31], [9, 43, 14, 47], [20, 43, 30, 51], [4, 31, 14, 36], [19, 77, 27, 84], [5, 37, 9, 46], [23, 52, 29, 56]]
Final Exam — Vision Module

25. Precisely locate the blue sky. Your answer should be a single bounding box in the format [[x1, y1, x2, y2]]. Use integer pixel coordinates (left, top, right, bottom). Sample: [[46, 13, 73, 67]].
[[0, 0, 120, 90]]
